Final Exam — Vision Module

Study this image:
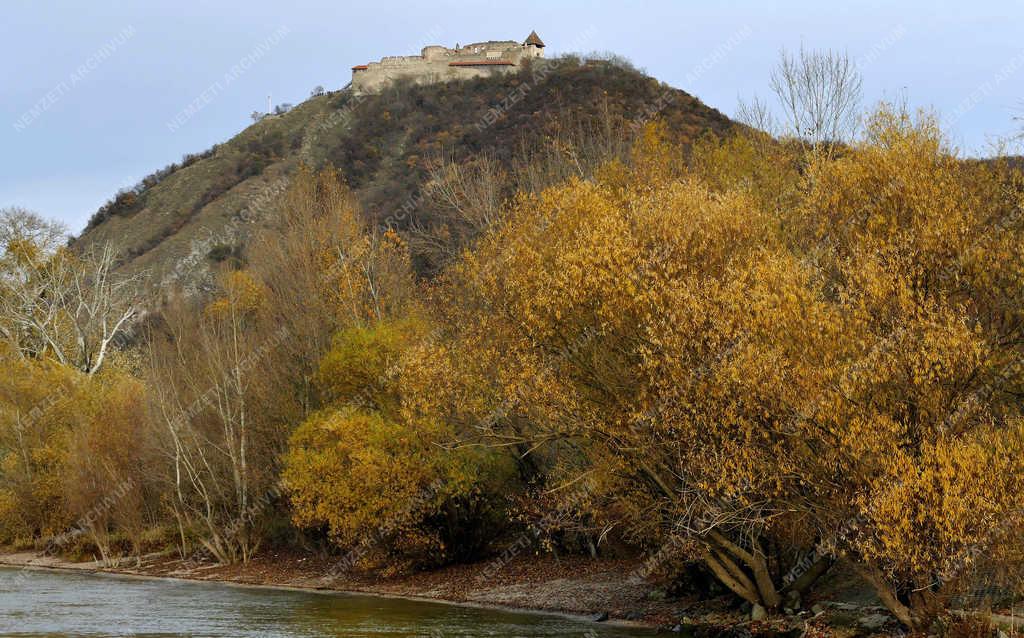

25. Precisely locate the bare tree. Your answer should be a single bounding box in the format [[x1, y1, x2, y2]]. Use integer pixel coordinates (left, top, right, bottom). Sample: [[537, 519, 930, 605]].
[[147, 290, 273, 565], [63, 243, 143, 373], [738, 46, 862, 150], [0, 208, 67, 355], [0, 238, 141, 374], [770, 45, 862, 146], [734, 95, 778, 137], [408, 155, 508, 269], [409, 102, 635, 274], [512, 99, 634, 194], [247, 165, 367, 415], [0, 206, 68, 254]]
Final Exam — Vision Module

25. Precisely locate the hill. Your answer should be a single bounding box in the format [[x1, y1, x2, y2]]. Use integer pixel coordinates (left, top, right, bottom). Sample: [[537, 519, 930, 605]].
[[75, 56, 736, 291]]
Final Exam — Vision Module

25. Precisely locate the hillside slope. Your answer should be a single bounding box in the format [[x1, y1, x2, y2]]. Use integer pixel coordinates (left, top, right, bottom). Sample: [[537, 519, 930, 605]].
[[76, 57, 736, 291]]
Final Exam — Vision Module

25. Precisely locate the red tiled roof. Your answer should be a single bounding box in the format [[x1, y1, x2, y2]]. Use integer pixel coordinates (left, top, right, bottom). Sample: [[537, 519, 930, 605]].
[[351, 64, 368, 70], [448, 60, 514, 67]]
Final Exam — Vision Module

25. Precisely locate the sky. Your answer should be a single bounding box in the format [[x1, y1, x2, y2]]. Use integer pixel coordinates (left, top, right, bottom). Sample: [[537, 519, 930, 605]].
[[1, 0, 1022, 233]]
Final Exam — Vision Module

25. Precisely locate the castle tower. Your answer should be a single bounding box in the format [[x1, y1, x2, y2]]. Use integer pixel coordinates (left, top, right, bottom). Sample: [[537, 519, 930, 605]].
[[524, 31, 545, 58]]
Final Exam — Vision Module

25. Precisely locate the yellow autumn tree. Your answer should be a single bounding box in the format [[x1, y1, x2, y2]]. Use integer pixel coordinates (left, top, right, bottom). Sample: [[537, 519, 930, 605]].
[[283, 404, 514, 568], [59, 367, 151, 566], [417, 122, 834, 611], [421, 114, 1024, 626], [0, 349, 77, 541], [284, 316, 518, 568], [276, 165, 516, 568], [0, 343, 155, 561], [781, 105, 1024, 627]]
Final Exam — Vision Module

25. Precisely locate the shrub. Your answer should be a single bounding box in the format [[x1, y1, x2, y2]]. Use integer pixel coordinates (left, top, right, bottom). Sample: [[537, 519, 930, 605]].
[[283, 406, 514, 568]]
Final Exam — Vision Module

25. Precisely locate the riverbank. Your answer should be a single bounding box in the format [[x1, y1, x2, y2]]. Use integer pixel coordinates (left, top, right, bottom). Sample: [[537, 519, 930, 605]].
[[1, 549, 684, 629], [0, 563, 662, 637], [7, 549, 1012, 636]]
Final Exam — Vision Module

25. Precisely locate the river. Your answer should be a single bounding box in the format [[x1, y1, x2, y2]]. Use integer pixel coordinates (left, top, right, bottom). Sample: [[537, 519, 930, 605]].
[[0, 566, 657, 637]]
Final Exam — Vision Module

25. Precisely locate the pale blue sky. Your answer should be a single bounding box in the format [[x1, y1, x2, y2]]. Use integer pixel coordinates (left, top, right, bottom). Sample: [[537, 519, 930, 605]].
[[2, 0, 1021, 232]]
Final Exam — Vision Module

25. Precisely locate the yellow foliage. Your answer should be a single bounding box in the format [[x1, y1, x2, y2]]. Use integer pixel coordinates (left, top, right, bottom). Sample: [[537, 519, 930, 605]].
[[425, 106, 1024, 619], [204, 270, 267, 320], [282, 405, 513, 565], [3, 105, 1023, 621], [0, 354, 79, 539], [314, 318, 424, 411]]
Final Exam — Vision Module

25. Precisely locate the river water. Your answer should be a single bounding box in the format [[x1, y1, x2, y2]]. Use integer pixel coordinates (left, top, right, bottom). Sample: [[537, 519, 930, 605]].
[[0, 566, 657, 637]]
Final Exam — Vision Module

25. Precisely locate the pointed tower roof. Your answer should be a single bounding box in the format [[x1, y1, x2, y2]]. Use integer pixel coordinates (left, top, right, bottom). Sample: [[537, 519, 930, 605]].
[[524, 31, 545, 48]]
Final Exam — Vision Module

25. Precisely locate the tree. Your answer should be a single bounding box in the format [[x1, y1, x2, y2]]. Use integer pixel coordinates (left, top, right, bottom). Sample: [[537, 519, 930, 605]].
[[0, 213, 142, 375], [781, 105, 1024, 628], [283, 404, 512, 567], [419, 115, 1024, 625], [247, 165, 416, 415], [738, 46, 862, 152], [146, 271, 276, 565], [0, 207, 67, 255], [415, 124, 828, 611], [284, 318, 517, 568], [0, 349, 77, 541], [0, 210, 150, 554], [269, 164, 515, 566], [61, 369, 151, 566], [408, 155, 508, 270]]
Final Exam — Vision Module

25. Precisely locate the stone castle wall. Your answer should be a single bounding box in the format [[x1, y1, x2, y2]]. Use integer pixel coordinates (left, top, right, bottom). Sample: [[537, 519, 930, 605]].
[[350, 36, 544, 94]]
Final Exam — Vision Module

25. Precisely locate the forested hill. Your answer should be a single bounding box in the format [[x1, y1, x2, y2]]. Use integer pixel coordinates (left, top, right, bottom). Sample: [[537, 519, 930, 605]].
[[74, 56, 734, 288]]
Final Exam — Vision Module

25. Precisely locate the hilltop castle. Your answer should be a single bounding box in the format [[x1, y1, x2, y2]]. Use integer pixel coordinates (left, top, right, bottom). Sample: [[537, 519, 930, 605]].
[[350, 31, 545, 94]]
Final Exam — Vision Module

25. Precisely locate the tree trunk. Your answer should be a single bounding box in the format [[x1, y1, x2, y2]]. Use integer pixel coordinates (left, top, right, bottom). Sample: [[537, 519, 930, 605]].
[[706, 529, 782, 610], [703, 549, 762, 605], [851, 562, 919, 629], [782, 554, 835, 597]]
